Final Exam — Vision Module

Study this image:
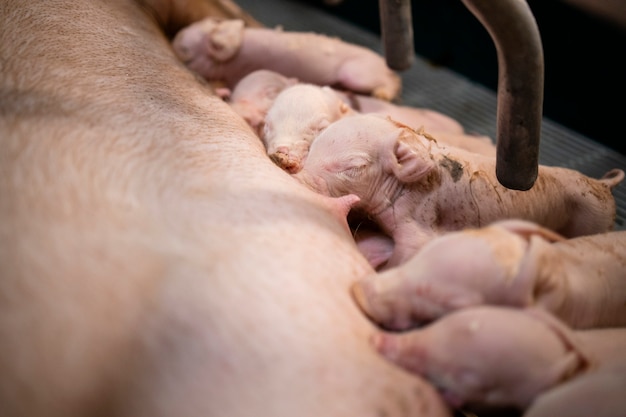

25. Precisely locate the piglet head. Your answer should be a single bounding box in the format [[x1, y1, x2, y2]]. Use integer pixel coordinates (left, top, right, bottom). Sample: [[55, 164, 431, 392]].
[[373, 306, 588, 410], [203, 18, 244, 62], [262, 84, 351, 173], [230, 70, 299, 134], [296, 114, 437, 209], [172, 17, 244, 64]]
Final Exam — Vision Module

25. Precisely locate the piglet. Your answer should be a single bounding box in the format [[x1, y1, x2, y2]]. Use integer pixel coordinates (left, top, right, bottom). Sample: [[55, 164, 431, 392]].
[[262, 83, 353, 173], [227, 69, 495, 156], [172, 17, 402, 100], [295, 114, 624, 267], [351, 219, 626, 329], [372, 306, 589, 411], [228, 69, 298, 136], [333, 91, 496, 157]]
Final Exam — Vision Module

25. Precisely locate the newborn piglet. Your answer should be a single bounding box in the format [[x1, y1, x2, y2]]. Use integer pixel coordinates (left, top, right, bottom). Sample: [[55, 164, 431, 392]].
[[172, 17, 401, 100], [372, 305, 626, 415], [333, 91, 496, 156], [262, 83, 354, 173], [228, 69, 495, 156], [295, 113, 624, 267], [352, 219, 626, 329], [227, 69, 298, 136], [372, 306, 589, 411]]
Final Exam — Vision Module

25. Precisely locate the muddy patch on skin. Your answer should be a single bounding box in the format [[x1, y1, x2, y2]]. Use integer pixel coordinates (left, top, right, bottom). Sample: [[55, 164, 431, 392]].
[[439, 156, 464, 182]]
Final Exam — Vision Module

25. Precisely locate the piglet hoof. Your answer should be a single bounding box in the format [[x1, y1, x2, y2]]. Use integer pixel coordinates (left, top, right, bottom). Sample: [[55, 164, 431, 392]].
[[269, 148, 303, 174]]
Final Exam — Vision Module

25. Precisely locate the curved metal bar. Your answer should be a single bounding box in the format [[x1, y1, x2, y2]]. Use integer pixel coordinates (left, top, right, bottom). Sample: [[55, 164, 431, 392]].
[[378, 0, 414, 71], [461, 0, 544, 190], [378, 0, 544, 190]]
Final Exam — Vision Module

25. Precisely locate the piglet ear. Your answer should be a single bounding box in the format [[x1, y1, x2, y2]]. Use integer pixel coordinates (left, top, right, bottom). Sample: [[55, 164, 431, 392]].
[[208, 19, 245, 61], [389, 128, 436, 183]]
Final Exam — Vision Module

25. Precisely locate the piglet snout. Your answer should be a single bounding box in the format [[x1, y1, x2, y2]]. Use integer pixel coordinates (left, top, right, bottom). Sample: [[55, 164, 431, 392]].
[[268, 143, 312, 174], [269, 146, 303, 173], [351, 276, 419, 331]]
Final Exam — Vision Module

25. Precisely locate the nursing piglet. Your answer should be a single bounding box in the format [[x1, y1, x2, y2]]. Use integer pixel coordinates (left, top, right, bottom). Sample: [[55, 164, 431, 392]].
[[228, 69, 298, 136], [262, 83, 353, 173], [352, 219, 626, 329], [172, 17, 401, 100], [228, 69, 495, 157], [372, 306, 589, 411], [295, 114, 624, 267]]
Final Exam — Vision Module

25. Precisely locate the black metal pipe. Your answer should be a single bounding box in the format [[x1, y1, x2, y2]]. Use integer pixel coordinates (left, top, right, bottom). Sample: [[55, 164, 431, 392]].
[[378, 0, 414, 71], [461, 0, 544, 190], [378, 0, 544, 190]]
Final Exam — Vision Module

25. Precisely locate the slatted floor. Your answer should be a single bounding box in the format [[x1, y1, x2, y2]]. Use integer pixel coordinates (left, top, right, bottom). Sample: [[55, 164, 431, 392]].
[[236, 0, 626, 231]]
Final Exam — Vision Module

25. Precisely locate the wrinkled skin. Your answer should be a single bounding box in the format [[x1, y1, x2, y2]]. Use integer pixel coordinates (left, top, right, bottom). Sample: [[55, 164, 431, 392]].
[[262, 83, 354, 173], [352, 219, 626, 329], [171, 17, 402, 100], [0, 1, 453, 417], [296, 114, 625, 268], [372, 306, 589, 411]]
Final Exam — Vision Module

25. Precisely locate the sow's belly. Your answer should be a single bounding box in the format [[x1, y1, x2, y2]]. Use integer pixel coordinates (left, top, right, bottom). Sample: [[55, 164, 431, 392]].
[[120, 165, 452, 417]]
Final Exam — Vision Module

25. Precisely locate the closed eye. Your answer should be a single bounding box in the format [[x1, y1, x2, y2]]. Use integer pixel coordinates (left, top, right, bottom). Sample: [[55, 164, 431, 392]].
[[340, 165, 366, 178]]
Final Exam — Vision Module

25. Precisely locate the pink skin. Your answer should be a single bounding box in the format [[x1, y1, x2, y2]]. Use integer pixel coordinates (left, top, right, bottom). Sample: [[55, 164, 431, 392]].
[[228, 69, 299, 136], [334, 91, 496, 156], [172, 17, 402, 100], [372, 306, 589, 411], [334, 91, 463, 134], [295, 114, 625, 268], [351, 219, 626, 330], [524, 328, 626, 417], [226, 69, 494, 157], [262, 83, 354, 173], [2, 2, 459, 417], [334, 91, 497, 157]]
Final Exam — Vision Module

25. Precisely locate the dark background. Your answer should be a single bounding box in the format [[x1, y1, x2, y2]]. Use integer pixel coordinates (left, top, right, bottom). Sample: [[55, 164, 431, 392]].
[[297, 0, 626, 156]]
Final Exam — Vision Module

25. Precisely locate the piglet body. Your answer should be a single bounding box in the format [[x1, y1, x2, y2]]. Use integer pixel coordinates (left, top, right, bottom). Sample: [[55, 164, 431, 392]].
[[172, 18, 401, 100], [296, 114, 624, 267], [352, 219, 626, 329], [374, 306, 588, 411]]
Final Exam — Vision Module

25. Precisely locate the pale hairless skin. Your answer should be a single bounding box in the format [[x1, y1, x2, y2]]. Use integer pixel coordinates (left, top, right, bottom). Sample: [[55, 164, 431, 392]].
[[0, 1, 452, 417], [226, 69, 496, 167], [262, 83, 354, 173], [171, 17, 402, 100], [370, 304, 626, 414], [524, 328, 626, 417], [371, 306, 590, 411], [227, 69, 299, 136], [295, 114, 625, 268], [351, 219, 626, 330]]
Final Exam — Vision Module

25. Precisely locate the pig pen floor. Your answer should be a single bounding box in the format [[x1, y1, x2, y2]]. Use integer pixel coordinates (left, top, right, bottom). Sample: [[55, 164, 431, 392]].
[[235, 0, 626, 232]]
